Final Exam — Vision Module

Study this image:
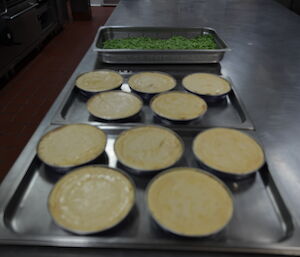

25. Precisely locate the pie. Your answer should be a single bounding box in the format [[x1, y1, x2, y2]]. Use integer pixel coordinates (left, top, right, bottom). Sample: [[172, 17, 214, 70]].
[[150, 91, 207, 121], [75, 70, 123, 93], [48, 165, 135, 234], [128, 72, 176, 94], [114, 126, 184, 171], [37, 124, 106, 167], [87, 91, 143, 120], [182, 73, 231, 96], [193, 128, 265, 174], [147, 167, 233, 236]]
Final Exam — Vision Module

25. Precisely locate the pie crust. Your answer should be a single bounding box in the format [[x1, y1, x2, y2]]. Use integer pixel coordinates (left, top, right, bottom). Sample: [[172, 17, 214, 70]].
[[48, 165, 135, 234], [182, 73, 231, 96], [147, 167, 233, 236], [76, 70, 123, 93], [150, 91, 207, 120], [114, 126, 184, 171], [128, 72, 176, 93], [193, 128, 265, 174], [87, 91, 143, 120], [37, 124, 106, 167]]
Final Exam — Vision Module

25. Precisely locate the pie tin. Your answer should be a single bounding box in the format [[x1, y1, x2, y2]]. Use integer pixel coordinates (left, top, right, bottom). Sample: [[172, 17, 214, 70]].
[[114, 125, 185, 176], [182, 73, 232, 103], [128, 71, 177, 102], [75, 69, 124, 98], [150, 91, 207, 122], [145, 167, 234, 238], [36, 124, 107, 173], [192, 128, 266, 180], [86, 90, 143, 121], [47, 165, 136, 235]]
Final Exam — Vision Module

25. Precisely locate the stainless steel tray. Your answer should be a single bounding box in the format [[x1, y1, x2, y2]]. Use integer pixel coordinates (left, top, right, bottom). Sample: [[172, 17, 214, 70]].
[[52, 65, 254, 130], [93, 26, 230, 64], [0, 126, 296, 255]]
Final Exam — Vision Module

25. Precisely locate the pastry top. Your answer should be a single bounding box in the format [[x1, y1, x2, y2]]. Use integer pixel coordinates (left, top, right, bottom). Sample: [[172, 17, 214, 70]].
[[87, 91, 143, 120], [182, 73, 231, 96], [150, 91, 207, 120], [147, 167, 233, 236], [48, 166, 135, 234], [193, 128, 265, 174], [75, 70, 123, 92], [128, 72, 176, 93], [37, 124, 106, 167], [114, 126, 184, 171]]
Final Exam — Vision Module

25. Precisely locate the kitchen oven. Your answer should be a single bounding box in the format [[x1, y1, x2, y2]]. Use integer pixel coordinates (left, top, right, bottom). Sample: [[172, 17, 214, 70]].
[[0, 0, 60, 79]]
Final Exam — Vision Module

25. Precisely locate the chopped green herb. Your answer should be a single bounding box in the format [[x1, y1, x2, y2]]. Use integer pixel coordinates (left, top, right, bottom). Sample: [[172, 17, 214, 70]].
[[102, 35, 217, 50]]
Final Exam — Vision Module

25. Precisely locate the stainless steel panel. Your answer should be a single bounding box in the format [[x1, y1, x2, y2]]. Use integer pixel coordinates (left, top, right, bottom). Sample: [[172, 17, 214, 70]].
[[93, 26, 230, 64], [0, 126, 295, 255], [1, 0, 300, 256], [52, 66, 253, 130]]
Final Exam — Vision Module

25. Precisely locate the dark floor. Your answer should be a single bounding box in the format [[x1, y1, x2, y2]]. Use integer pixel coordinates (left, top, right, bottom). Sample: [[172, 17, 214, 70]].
[[0, 7, 114, 182]]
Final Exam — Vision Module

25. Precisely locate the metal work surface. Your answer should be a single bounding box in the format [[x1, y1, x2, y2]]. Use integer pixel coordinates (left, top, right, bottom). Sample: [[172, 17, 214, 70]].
[[94, 26, 229, 63], [52, 65, 253, 130], [0, 125, 295, 254], [1, 0, 300, 256]]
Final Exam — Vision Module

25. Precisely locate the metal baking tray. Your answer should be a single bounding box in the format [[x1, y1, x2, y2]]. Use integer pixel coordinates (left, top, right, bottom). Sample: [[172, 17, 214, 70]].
[[0, 126, 297, 255], [52, 65, 254, 130], [93, 26, 230, 64]]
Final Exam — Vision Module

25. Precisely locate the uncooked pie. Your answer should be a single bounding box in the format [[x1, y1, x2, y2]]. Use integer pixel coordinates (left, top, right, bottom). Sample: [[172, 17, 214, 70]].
[[150, 91, 207, 121], [193, 128, 265, 174], [48, 165, 135, 234], [87, 91, 143, 120], [114, 126, 184, 171], [182, 73, 231, 96], [128, 72, 176, 94], [37, 124, 106, 168], [147, 167, 233, 236], [75, 70, 123, 93]]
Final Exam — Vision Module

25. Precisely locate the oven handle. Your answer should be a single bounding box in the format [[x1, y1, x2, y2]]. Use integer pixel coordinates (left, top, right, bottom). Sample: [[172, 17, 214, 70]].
[[3, 2, 38, 20], [0, 0, 7, 16]]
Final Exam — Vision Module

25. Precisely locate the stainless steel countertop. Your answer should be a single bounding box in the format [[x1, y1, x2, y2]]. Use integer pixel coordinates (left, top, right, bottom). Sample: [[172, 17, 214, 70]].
[[106, 0, 300, 221], [1, 0, 300, 256]]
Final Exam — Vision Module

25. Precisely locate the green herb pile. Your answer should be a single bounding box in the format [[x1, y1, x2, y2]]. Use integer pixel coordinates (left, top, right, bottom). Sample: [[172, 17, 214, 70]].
[[102, 34, 217, 50]]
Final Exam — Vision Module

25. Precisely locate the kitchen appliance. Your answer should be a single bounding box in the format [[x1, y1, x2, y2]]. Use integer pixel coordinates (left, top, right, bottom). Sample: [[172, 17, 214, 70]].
[[0, 0, 60, 79]]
